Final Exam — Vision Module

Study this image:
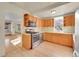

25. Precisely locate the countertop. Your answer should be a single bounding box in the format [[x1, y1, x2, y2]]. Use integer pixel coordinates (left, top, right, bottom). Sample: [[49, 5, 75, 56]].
[[43, 32, 73, 35]]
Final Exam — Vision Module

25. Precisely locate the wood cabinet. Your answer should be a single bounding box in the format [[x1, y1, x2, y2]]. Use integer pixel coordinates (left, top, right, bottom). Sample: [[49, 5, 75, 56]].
[[24, 14, 54, 27], [43, 32, 73, 47], [24, 14, 37, 27], [43, 19, 54, 27], [24, 14, 31, 26], [22, 34, 32, 49], [64, 15, 75, 26], [37, 19, 54, 27], [37, 20, 45, 27], [24, 14, 75, 27]]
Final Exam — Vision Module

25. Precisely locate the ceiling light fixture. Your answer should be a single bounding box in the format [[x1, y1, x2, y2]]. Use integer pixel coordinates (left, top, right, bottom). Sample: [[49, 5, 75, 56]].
[[51, 10, 56, 14]]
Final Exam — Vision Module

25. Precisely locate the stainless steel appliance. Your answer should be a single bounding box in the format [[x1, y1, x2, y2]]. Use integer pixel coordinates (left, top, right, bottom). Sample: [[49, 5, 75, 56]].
[[32, 33, 42, 48], [27, 20, 36, 27], [25, 29, 42, 48]]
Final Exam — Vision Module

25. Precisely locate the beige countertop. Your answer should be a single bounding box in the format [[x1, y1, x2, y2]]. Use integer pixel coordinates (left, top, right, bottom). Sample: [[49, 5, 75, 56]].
[[23, 32, 73, 35], [23, 33, 31, 35], [43, 32, 73, 35]]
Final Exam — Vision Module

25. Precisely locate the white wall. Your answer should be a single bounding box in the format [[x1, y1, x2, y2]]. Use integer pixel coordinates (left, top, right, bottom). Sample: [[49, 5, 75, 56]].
[[0, 2, 26, 56], [0, 3, 26, 35], [63, 26, 75, 33], [0, 16, 5, 56]]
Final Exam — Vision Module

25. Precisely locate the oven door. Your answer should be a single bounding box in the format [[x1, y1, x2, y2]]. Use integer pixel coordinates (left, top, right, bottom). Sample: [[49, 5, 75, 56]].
[[32, 34, 39, 43], [32, 33, 42, 48]]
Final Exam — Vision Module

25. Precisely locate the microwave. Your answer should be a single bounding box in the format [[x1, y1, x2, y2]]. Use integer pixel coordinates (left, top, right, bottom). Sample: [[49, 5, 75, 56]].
[[27, 20, 36, 27]]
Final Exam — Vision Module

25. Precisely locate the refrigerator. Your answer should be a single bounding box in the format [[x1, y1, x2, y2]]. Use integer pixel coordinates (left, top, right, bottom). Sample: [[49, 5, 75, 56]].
[[74, 9, 79, 57]]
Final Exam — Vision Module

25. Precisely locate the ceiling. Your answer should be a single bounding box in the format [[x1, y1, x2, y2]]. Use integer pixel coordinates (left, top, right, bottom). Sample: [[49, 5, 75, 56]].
[[11, 2, 56, 13], [10, 2, 69, 17], [0, 2, 26, 22], [1, 2, 79, 21]]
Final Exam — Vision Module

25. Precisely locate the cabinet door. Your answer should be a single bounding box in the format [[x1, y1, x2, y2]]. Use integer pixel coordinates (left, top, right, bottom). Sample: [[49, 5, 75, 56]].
[[37, 19, 54, 27], [65, 34, 73, 47], [44, 20, 52, 27], [52, 33, 73, 47], [52, 33, 61, 44], [24, 15, 30, 26], [24, 19, 29, 26], [37, 20, 45, 27], [43, 32, 73, 47], [64, 15, 75, 26], [22, 34, 31, 49], [43, 33, 53, 42]]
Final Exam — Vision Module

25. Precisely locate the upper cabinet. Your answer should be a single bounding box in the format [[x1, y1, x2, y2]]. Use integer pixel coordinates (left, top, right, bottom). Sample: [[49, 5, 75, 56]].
[[24, 14, 37, 27], [24, 14, 75, 27], [64, 15, 75, 26], [43, 19, 54, 27], [37, 19, 44, 27], [24, 14, 31, 27], [37, 18, 54, 27], [24, 13, 54, 27]]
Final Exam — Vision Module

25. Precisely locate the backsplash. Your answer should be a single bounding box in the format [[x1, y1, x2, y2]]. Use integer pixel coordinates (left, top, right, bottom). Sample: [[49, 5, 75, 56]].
[[35, 27, 54, 33], [22, 25, 75, 34], [34, 26, 75, 33], [63, 26, 75, 33]]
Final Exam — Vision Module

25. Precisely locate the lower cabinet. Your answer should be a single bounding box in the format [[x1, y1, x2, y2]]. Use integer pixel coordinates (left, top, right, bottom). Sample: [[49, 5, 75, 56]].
[[43, 32, 73, 47], [22, 34, 32, 49]]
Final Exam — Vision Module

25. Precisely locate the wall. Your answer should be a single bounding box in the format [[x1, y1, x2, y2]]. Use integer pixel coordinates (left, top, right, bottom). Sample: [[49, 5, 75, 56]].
[[35, 15, 75, 34], [0, 3, 26, 34], [35, 27, 54, 33], [0, 3, 26, 56], [0, 16, 5, 56], [63, 26, 75, 33]]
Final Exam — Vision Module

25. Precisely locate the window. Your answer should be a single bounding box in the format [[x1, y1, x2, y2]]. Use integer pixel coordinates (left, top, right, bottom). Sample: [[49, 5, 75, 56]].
[[54, 16, 64, 32]]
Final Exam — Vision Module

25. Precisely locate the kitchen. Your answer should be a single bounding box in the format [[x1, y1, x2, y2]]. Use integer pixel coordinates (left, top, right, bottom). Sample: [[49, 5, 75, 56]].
[[22, 13, 74, 49], [0, 2, 79, 57]]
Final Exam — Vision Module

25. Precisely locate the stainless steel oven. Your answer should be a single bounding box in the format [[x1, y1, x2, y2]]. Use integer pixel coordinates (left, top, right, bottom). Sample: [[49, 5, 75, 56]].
[[25, 29, 42, 49], [32, 33, 42, 48]]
